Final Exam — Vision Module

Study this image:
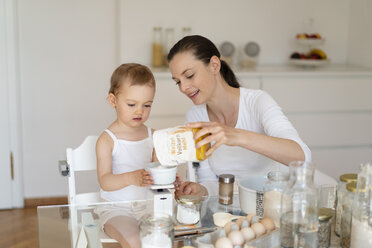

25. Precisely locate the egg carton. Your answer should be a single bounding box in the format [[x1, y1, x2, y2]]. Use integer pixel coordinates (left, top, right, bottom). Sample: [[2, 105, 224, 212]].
[[195, 227, 279, 248]]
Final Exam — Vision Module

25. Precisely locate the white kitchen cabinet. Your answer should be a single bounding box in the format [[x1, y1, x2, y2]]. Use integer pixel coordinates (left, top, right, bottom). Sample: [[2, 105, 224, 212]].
[[260, 70, 372, 178]]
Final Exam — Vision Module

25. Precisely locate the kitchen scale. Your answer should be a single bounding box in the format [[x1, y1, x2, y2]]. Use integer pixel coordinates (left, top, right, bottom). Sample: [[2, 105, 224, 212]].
[[150, 183, 174, 217]]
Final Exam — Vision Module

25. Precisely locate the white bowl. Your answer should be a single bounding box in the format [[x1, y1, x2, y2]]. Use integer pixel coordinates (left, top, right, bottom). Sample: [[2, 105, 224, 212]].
[[238, 176, 266, 215], [146, 162, 177, 185]]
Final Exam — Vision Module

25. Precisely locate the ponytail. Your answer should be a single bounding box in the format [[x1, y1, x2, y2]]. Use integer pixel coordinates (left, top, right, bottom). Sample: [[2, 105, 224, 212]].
[[220, 60, 240, 88]]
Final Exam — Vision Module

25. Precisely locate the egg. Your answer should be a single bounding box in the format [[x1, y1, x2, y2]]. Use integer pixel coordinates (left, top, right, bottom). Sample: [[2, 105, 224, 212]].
[[251, 222, 266, 237], [240, 227, 256, 241], [236, 217, 249, 229], [228, 230, 245, 246], [215, 237, 233, 248], [246, 213, 255, 225], [224, 221, 239, 235], [260, 218, 275, 232]]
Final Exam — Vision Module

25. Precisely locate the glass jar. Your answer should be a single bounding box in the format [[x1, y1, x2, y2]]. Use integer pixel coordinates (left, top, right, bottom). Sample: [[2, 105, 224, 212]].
[[280, 161, 318, 248], [350, 162, 372, 248], [263, 170, 289, 227], [140, 213, 173, 248], [318, 207, 334, 248], [163, 28, 175, 66], [176, 195, 201, 225], [219, 174, 235, 205], [340, 181, 358, 248], [335, 173, 357, 236], [152, 27, 163, 67]]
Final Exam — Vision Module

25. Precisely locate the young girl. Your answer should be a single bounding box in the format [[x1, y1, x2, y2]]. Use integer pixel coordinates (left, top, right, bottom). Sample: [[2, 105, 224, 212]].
[[95, 63, 157, 248]]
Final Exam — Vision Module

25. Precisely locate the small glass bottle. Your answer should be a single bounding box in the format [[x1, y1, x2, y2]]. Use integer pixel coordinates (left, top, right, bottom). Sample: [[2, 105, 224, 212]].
[[280, 161, 318, 248], [176, 195, 201, 225], [340, 181, 358, 248], [350, 162, 372, 248], [151, 27, 163, 67], [219, 174, 235, 205], [335, 173, 357, 236], [318, 208, 334, 248], [263, 170, 289, 227], [140, 213, 173, 248], [163, 28, 174, 66]]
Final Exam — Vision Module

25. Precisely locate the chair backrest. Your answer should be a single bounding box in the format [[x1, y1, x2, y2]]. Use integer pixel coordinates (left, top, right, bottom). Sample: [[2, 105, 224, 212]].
[[66, 136, 100, 204]]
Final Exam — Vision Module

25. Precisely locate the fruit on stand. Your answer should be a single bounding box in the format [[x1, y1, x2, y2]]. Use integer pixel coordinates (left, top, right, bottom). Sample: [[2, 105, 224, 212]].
[[296, 33, 322, 39], [290, 48, 327, 60]]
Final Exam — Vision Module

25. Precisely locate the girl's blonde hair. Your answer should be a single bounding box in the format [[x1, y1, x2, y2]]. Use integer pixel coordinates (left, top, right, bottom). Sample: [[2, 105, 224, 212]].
[[109, 63, 155, 95]]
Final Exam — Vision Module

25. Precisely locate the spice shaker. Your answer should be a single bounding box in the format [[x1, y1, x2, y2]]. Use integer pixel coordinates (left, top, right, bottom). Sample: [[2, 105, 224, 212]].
[[176, 195, 201, 225], [263, 170, 289, 227], [341, 181, 358, 248], [140, 213, 173, 248], [219, 174, 235, 205], [318, 207, 334, 248], [335, 173, 357, 237], [350, 162, 372, 248]]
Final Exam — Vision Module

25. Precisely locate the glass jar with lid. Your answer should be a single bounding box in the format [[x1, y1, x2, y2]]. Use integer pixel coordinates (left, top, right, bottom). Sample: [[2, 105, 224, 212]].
[[318, 207, 334, 248], [218, 174, 235, 205], [280, 161, 318, 248], [335, 173, 358, 236], [140, 213, 173, 248], [151, 27, 163, 67], [176, 195, 201, 225], [263, 170, 289, 227], [340, 181, 358, 247], [163, 28, 174, 66], [350, 162, 372, 248]]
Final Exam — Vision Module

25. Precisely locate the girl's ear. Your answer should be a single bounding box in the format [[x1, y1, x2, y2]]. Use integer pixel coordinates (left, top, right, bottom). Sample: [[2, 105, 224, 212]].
[[209, 55, 221, 74], [108, 93, 117, 108]]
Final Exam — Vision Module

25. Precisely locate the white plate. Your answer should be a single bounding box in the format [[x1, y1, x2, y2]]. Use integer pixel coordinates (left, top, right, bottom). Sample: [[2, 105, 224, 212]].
[[296, 38, 325, 46], [289, 59, 330, 67]]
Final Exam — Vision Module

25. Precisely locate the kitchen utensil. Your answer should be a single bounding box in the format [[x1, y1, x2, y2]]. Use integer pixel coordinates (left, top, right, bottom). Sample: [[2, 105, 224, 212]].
[[238, 176, 266, 216], [146, 162, 177, 185], [213, 212, 241, 227]]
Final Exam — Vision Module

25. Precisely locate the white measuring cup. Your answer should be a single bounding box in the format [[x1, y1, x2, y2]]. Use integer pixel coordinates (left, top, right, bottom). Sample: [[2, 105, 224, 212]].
[[212, 212, 241, 227]]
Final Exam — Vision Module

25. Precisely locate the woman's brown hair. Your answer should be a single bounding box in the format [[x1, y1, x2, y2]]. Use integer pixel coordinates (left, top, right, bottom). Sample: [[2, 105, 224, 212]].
[[167, 35, 240, 88]]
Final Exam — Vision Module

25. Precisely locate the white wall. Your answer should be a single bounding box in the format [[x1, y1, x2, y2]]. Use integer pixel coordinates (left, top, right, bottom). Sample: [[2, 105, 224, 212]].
[[347, 0, 372, 68], [120, 0, 351, 66], [18, 0, 118, 198]]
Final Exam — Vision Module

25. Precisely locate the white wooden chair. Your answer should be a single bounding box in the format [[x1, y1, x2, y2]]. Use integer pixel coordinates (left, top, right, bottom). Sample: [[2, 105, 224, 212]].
[[65, 135, 117, 247]]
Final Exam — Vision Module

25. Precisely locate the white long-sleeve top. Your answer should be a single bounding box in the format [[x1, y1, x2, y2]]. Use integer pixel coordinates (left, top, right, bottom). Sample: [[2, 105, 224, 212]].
[[186, 88, 311, 195]]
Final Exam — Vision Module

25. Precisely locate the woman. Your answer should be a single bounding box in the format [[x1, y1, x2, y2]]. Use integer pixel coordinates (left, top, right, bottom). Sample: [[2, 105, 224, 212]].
[[168, 35, 311, 197]]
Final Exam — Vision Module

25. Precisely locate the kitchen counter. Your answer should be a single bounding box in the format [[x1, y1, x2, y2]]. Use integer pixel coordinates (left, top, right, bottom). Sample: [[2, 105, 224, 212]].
[[152, 64, 372, 77]]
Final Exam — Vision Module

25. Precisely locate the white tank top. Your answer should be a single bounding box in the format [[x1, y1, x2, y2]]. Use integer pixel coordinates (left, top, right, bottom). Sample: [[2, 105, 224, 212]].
[[100, 127, 153, 201]]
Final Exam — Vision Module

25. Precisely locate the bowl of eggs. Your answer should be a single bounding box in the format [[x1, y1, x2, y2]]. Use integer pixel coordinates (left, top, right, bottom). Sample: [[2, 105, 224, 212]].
[[196, 214, 277, 248]]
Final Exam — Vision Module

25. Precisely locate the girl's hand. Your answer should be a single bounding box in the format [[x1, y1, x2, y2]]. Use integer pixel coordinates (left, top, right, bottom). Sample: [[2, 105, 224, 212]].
[[175, 181, 208, 198], [186, 122, 240, 157], [129, 169, 153, 187]]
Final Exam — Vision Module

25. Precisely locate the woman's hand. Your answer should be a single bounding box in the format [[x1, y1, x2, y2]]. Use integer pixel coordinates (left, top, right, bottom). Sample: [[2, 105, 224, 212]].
[[175, 181, 208, 197], [187, 122, 241, 157], [129, 169, 153, 187]]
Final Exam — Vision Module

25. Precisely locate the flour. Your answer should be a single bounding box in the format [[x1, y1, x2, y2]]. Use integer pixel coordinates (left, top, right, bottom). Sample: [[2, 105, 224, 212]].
[[350, 218, 372, 247], [263, 190, 282, 227], [176, 204, 200, 225], [141, 232, 172, 248]]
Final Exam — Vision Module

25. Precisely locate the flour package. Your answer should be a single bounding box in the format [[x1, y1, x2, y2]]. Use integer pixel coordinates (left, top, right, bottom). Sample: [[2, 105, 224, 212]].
[[153, 126, 210, 166]]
